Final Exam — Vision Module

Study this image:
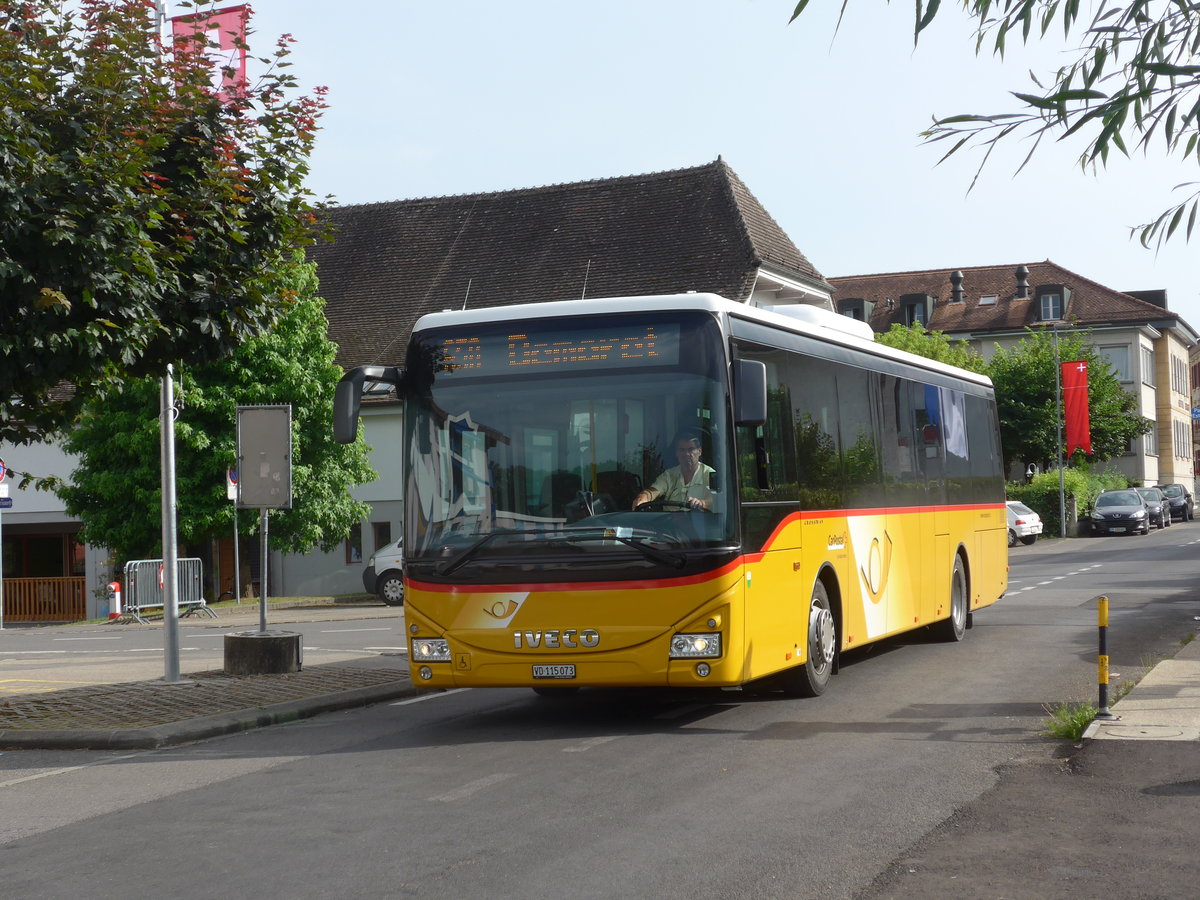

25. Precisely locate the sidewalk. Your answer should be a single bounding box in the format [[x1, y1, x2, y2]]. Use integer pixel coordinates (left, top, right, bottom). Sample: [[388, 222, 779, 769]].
[[0, 599, 422, 750], [1085, 630, 1200, 741]]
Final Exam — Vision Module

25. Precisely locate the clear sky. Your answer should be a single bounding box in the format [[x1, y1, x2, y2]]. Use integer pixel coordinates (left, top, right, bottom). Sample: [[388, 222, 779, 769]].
[[241, 0, 1200, 332]]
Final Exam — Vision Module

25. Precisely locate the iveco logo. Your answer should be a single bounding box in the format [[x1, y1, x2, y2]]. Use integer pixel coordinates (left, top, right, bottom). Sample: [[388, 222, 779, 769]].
[[513, 629, 600, 649]]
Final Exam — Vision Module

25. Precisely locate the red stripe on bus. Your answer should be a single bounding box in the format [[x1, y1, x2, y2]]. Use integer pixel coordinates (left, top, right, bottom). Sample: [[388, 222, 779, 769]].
[[408, 557, 745, 595]]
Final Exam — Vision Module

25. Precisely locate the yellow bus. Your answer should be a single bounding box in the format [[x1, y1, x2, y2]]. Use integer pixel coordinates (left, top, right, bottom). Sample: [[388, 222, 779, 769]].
[[334, 294, 1007, 697]]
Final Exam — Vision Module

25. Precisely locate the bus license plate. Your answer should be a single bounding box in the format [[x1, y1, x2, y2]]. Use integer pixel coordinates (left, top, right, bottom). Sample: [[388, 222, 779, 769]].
[[532, 665, 576, 679]]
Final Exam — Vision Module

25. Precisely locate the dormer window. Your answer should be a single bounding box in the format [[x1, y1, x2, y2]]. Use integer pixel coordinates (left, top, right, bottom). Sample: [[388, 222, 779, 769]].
[[838, 298, 874, 321], [1035, 284, 1069, 322], [900, 293, 933, 327]]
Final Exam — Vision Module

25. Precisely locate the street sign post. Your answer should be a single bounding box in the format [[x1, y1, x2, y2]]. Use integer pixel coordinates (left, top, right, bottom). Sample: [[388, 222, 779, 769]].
[[236, 405, 293, 632]]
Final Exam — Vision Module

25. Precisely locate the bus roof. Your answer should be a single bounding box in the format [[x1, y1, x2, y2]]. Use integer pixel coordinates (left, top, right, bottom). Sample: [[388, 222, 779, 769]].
[[411, 293, 993, 388]]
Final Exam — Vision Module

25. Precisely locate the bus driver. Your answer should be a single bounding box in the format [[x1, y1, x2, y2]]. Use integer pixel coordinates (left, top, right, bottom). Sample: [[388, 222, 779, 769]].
[[632, 429, 715, 511]]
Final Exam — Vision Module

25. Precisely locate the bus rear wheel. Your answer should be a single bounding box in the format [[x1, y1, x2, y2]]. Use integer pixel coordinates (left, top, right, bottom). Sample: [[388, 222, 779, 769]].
[[936, 555, 968, 642], [780, 580, 836, 697]]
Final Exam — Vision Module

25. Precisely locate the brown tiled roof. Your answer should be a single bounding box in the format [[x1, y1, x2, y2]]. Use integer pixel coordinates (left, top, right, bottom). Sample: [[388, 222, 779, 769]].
[[829, 260, 1192, 336], [311, 160, 828, 368]]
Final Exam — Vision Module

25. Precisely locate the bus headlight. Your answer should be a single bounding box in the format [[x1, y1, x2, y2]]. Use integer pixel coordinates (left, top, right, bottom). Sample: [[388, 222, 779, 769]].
[[411, 638, 451, 662], [670, 633, 721, 659]]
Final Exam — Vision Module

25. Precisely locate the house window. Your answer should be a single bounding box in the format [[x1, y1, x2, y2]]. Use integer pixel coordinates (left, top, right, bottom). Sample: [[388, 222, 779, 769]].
[[345, 522, 363, 564], [1176, 420, 1193, 460], [1171, 355, 1188, 394], [1100, 345, 1130, 382], [1141, 346, 1156, 387], [906, 303, 926, 326], [1039, 293, 1062, 321], [838, 298, 873, 321], [1145, 426, 1158, 456], [372, 521, 392, 553], [978, 295, 997, 306]]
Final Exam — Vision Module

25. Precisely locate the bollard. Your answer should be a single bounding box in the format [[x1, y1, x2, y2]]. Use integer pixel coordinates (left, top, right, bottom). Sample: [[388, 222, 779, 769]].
[[107, 580, 122, 621], [1095, 595, 1118, 720]]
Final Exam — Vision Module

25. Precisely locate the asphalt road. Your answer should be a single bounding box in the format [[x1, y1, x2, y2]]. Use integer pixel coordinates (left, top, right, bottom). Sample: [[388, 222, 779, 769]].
[[1, 526, 1197, 899]]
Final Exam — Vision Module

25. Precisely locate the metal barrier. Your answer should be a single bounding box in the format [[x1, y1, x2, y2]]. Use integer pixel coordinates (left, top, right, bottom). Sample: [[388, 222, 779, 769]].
[[117, 558, 219, 624]]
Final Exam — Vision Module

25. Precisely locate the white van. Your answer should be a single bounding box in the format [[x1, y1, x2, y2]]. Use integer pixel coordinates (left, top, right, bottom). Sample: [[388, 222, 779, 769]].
[[362, 538, 404, 606]]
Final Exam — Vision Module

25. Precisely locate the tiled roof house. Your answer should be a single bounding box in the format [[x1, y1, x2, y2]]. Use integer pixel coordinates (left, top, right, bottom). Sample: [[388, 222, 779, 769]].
[[828, 261, 1199, 488], [311, 159, 833, 371]]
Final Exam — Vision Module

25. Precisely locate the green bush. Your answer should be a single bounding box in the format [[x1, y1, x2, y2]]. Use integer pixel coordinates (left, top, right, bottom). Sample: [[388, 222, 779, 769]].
[[1007, 468, 1130, 536]]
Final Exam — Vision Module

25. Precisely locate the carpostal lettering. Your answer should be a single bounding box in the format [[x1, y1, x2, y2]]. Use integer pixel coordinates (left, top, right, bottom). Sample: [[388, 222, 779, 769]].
[[513, 629, 600, 649]]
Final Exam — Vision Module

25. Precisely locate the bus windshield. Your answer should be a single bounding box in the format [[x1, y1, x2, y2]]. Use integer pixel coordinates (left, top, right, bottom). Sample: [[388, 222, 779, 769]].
[[402, 311, 736, 581]]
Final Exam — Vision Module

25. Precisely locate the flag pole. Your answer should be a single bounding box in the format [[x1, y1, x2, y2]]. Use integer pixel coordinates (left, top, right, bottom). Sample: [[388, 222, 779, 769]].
[[1053, 324, 1066, 538]]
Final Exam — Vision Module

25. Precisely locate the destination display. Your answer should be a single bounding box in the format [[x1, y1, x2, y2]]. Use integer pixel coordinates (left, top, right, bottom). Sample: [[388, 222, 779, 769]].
[[433, 322, 681, 377]]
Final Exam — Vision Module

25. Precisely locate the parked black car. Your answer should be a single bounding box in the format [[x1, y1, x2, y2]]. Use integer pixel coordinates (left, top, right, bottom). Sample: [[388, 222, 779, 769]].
[[1136, 487, 1172, 529], [1088, 489, 1150, 536], [1158, 483, 1194, 522]]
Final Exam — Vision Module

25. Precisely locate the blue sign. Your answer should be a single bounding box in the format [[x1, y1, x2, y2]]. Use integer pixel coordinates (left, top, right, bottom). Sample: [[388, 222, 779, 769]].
[[1193, 407, 1200, 421], [0, 498, 11, 509]]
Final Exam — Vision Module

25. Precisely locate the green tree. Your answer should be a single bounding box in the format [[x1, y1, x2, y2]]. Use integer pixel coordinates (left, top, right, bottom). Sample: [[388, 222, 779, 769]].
[[985, 328, 1149, 473], [58, 260, 374, 563], [876, 323, 988, 372], [789, 1, 1200, 247], [0, 0, 327, 444]]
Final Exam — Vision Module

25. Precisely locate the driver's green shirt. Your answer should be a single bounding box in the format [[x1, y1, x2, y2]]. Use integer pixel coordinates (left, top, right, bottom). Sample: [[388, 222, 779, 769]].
[[649, 463, 715, 505]]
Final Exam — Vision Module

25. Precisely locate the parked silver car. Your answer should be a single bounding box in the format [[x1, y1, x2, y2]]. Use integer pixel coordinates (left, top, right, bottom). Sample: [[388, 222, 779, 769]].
[[1006, 501, 1043, 547]]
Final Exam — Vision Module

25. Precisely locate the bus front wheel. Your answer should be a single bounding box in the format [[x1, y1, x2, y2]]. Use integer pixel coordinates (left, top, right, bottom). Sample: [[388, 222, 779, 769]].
[[780, 580, 836, 697], [936, 555, 968, 642]]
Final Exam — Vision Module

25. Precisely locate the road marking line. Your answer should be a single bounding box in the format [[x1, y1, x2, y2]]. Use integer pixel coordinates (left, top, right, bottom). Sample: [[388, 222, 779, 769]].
[[320, 627, 392, 633], [0, 752, 146, 789], [429, 773, 515, 802], [564, 736, 619, 752], [52, 637, 122, 642], [391, 688, 468, 706]]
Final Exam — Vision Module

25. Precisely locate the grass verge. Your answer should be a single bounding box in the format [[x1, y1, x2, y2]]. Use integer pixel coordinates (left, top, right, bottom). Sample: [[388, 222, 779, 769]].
[[1041, 700, 1099, 741]]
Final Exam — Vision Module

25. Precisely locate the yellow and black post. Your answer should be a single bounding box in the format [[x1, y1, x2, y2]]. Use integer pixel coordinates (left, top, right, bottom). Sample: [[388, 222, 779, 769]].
[[1095, 595, 1118, 720]]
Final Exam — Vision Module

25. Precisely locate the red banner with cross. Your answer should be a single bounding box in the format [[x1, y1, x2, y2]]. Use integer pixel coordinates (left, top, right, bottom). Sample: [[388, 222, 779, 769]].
[[1062, 360, 1092, 456]]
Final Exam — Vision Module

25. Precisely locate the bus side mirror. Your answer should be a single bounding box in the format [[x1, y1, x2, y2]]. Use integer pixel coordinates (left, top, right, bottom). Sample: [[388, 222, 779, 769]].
[[734, 359, 767, 426], [333, 366, 404, 444]]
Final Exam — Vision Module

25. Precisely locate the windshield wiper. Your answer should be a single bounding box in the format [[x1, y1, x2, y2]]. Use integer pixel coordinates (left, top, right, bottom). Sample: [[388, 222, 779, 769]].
[[434, 529, 550, 576], [613, 536, 687, 568], [558, 529, 687, 569]]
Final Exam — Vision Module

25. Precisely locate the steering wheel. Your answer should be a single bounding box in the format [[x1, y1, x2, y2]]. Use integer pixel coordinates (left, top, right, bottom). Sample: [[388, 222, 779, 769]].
[[634, 499, 708, 513]]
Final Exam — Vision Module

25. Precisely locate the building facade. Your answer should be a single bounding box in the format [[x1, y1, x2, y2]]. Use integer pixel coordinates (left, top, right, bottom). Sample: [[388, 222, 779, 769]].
[[828, 262, 1198, 488]]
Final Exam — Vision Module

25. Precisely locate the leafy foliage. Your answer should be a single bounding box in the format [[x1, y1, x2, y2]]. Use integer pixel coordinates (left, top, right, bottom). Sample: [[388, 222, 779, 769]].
[[1008, 467, 1129, 535], [0, 0, 327, 443], [58, 260, 374, 563], [986, 327, 1150, 472], [876, 323, 989, 372], [790, 0, 1200, 247]]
